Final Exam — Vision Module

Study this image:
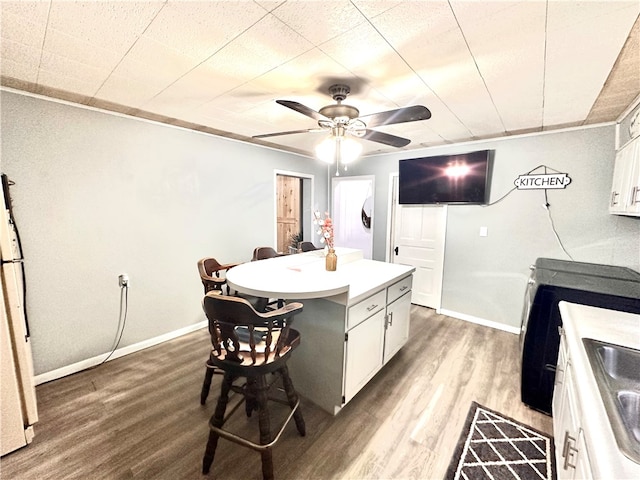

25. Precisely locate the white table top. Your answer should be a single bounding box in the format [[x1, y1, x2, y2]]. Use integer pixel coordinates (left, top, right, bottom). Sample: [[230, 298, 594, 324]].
[[226, 248, 415, 304], [558, 302, 640, 478]]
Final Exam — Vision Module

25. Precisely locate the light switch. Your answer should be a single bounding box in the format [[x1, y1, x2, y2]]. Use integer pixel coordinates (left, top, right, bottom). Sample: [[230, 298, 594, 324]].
[[480, 226, 488, 237]]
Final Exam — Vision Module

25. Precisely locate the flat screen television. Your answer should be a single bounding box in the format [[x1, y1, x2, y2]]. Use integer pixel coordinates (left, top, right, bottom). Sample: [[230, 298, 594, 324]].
[[398, 150, 493, 205]]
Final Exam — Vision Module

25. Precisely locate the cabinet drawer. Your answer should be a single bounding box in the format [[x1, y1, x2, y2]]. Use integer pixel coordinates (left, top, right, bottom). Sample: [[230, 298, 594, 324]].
[[387, 275, 412, 304], [347, 290, 385, 330]]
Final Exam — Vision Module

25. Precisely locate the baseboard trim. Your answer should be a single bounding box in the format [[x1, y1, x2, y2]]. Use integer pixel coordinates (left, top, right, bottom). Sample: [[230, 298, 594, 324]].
[[34, 321, 208, 385], [438, 309, 520, 335]]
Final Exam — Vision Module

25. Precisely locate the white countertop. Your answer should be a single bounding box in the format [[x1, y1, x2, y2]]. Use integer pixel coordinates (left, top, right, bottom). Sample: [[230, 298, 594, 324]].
[[226, 248, 415, 304], [558, 301, 640, 479]]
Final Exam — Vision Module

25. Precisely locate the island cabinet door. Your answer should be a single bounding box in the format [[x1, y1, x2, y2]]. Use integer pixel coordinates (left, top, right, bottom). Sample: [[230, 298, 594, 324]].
[[343, 310, 385, 403], [383, 291, 411, 364]]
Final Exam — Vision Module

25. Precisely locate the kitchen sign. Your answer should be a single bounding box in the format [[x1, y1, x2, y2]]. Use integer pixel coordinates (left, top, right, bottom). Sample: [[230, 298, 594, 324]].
[[514, 173, 572, 190]]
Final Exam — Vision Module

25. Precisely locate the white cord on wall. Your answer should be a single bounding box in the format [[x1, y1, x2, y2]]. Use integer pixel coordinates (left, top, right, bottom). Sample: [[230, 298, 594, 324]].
[[95, 282, 129, 367]]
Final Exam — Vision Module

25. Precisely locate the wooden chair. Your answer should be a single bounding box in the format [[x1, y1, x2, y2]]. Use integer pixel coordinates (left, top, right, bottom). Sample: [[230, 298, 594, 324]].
[[298, 241, 321, 252], [198, 257, 268, 404], [252, 246, 284, 261], [251, 247, 285, 310], [201, 293, 306, 480], [197, 257, 239, 295]]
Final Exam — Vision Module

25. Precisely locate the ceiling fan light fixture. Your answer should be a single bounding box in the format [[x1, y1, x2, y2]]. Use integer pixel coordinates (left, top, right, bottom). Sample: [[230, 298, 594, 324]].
[[315, 135, 362, 166], [339, 136, 363, 165], [315, 136, 337, 164]]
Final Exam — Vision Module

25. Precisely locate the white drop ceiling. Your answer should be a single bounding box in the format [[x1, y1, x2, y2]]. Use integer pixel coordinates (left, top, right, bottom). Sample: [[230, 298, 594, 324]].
[[1, 1, 639, 158]]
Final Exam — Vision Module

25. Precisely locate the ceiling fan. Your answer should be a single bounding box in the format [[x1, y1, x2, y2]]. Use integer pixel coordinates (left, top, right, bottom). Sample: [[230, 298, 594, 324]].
[[253, 84, 431, 148]]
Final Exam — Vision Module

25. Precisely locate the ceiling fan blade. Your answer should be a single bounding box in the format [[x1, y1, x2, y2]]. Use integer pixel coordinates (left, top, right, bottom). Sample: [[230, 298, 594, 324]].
[[276, 100, 326, 121], [359, 105, 431, 128], [253, 128, 325, 139], [360, 129, 411, 147]]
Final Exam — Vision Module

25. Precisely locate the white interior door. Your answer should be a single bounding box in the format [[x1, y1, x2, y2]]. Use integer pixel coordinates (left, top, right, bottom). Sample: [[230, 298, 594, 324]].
[[389, 176, 447, 310], [332, 176, 374, 259]]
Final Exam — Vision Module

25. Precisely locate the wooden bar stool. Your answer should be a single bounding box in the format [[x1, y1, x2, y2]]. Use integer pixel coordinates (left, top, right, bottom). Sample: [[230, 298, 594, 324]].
[[201, 293, 306, 479]]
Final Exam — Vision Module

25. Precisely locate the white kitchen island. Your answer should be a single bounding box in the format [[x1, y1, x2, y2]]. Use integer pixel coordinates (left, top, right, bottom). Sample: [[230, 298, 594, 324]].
[[226, 248, 415, 415]]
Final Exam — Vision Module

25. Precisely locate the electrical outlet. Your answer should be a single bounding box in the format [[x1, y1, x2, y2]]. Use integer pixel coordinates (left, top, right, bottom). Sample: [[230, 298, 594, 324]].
[[118, 274, 129, 287]]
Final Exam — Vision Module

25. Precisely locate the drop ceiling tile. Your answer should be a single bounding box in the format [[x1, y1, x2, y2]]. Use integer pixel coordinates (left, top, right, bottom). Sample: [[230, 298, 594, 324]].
[[415, 95, 475, 142], [247, 48, 356, 100], [320, 21, 415, 105], [44, 27, 124, 72], [38, 50, 112, 96], [544, 1, 639, 126], [37, 66, 105, 98], [120, 35, 203, 80], [46, 1, 164, 55], [451, 1, 547, 131], [0, 58, 37, 83], [142, 1, 269, 62], [267, 0, 368, 46], [207, 12, 315, 81], [149, 63, 247, 113], [101, 35, 203, 107], [93, 74, 164, 109], [200, 86, 273, 115], [371, 75, 433, 109], [0, 3, 49, 49], [415, 54, 504, 136], [350, 0, 404, 18], [371, 0, 456, 50], [0, 38, 41, 82], [368, 1, 504, 135]]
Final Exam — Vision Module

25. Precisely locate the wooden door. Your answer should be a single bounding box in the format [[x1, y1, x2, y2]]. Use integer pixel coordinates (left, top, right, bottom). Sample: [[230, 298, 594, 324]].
[[276, 175, 301, 253]]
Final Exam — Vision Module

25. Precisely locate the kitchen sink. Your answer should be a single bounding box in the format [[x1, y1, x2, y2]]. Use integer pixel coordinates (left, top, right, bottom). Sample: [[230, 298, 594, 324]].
[[597, 343, 639, 383], [583, 338, 640, 464], [618, 391, 640, 444]]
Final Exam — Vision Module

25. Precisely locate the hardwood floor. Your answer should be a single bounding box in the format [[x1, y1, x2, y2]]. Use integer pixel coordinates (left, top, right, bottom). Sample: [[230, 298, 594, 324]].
[[1, 306, 552, 479]]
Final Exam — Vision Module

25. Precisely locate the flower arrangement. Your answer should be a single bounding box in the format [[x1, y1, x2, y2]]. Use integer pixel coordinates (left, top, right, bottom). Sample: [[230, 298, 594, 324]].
[[313, 211, 334, 249]]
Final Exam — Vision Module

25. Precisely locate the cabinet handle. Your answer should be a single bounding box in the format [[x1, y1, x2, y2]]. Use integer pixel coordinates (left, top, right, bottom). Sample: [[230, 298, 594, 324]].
[[366, 304, 378, 312], [611, 191, 620, 206], [631, 186, 640, 206], [388, 312, 393, 326], [562, 432, 577, 470], [399, 285, 408, 292], [554, 366, 564, 386]]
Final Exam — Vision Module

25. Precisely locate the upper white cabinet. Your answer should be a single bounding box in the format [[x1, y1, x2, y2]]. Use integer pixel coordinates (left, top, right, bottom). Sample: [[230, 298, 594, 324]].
[[611, 101, 640, 216], [610, 136, 640, 216]]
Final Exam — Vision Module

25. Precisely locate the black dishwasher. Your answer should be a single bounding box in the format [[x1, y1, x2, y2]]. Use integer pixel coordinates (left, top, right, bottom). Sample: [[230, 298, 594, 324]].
[[520, 258, 640, 415]]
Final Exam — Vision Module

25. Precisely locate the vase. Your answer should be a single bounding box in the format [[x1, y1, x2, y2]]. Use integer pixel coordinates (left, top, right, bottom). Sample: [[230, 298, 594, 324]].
[[325, 248, 337, 271]]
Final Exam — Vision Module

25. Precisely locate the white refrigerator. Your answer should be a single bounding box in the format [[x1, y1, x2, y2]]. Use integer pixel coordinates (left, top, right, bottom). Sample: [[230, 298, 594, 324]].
[[1, 174, 38, 456]]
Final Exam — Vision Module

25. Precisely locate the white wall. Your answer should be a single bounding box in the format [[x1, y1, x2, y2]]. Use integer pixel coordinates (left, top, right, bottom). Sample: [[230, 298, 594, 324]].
[[3, 88, 638, 374], [1, 90, 328, 375], [347, 124, 640, 329]]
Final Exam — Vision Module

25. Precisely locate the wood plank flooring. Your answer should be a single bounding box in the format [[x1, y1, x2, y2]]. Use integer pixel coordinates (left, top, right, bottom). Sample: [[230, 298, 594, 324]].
[[1, 306, 552, 479]]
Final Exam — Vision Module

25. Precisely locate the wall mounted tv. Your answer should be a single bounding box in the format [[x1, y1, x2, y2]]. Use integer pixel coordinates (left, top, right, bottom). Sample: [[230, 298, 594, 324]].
[[398, 150, 493, 205]]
